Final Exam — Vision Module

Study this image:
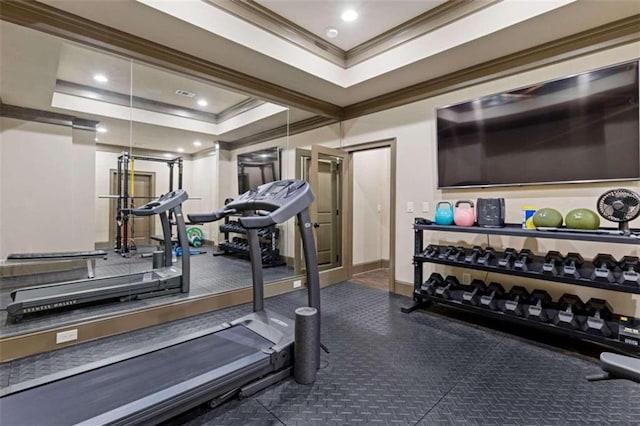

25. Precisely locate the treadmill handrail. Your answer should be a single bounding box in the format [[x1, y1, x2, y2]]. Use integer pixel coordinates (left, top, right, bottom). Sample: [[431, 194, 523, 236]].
[[187, 209, 237, 224]]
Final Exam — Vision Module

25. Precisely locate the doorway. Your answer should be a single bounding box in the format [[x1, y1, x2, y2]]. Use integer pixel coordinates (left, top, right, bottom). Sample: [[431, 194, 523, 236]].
[[294, 146, 349, 283], [346, 140, 396, 292], [109, 170, 155, 247]]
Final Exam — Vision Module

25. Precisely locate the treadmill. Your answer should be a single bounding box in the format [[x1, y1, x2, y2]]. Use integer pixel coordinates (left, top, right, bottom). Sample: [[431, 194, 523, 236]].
[[0, 179, 321, 425], [5, 190, 191, 323]]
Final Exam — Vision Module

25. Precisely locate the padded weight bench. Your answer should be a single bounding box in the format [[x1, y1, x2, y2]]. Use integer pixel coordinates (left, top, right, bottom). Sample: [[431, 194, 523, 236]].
[[6, 250, 107, 279]]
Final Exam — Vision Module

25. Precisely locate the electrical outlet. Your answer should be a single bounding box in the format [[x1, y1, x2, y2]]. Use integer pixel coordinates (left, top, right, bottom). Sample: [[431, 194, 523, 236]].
[[56, 329, 78, 344], [293, 279, 302, 288], [422, 202, 429, 212], [462, 273, 471, 284], [407, 202, 414, 213]]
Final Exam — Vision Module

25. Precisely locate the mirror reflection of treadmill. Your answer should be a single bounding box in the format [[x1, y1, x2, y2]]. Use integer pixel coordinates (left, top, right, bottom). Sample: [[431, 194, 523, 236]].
[[5, 190, 191, 323]]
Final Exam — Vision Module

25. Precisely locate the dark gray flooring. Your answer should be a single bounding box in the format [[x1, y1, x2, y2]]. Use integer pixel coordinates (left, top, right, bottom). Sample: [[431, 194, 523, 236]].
[[0, 246, 294, 336], [1, 281, 638, 425]]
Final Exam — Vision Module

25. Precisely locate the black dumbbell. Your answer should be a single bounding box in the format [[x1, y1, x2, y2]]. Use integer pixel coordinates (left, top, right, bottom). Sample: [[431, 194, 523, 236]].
[[464, 246, 484, 263], [513, 249, 534, 272], [462, 279, 487, 306], [422, 245, 440, 258], [525, 289, 552, 322], [590, 254, 617, 283], [498, 248, 519, 268], [477, 247, 496, 265], [562, 252, 584, 279], [447, 246, 467, 262], [553, 293, 584, 329], [618, 256, 640, 285], [581, 298, 614, 337], [503, 286, 530, 316], [420, 273, 444, 296], [438, 246, 456, 260], [435, 275, 460, 299], [479, 282, 505, 310], [542, 251, 564, 276]]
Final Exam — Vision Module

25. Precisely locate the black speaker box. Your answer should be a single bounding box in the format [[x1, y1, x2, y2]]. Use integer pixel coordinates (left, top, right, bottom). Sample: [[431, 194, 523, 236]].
[[476, 198, 505, 228]]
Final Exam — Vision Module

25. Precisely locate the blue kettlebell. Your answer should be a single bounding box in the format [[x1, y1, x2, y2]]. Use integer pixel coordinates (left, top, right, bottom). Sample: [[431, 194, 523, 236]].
[[434, 201, 455, 225]]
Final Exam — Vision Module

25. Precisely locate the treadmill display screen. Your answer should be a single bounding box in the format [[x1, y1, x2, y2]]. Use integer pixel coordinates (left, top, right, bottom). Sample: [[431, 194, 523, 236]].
[[263, 181, 289, 198]]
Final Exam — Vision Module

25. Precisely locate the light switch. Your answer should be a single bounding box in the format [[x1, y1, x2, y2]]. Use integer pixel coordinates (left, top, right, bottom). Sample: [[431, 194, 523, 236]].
[[422, 202, 429, 212], [407, 202, 414, 213]]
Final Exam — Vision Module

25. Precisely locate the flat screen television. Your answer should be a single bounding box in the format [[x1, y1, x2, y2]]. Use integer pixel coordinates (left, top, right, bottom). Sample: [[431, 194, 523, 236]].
[[237, 147, 281, 193], [436, 61, 640, 188]]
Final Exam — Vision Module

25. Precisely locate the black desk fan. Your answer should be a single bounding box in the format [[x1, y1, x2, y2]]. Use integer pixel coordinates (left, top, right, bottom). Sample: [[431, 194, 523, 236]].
[[596, 188, 640, 234]]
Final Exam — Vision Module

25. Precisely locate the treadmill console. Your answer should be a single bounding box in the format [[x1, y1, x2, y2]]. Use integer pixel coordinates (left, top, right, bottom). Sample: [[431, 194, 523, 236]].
[[130, 189, 189, 216], [228, 180, 314, 228]]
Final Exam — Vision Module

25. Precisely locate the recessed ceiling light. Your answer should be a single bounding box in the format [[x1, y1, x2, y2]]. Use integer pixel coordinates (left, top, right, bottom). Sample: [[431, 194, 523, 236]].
[[193, 140, 202, 146], [341, 9, 358, 22], [163, 153, 173, 158], [96, 126, 107, 133], [177, 147, 184, 153], [326, 27, 339, 38], [93, 74, 108, 83], [197, 99, 208, 107]]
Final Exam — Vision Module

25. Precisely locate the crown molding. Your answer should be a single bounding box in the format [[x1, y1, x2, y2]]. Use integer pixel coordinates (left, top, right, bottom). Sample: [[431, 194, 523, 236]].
[[343, 14, 640, 119], [0, 103, 99, 130], [224, 115, 338, 148], [216, 97, 265, 123], [0, 0, 343, 119], [1, 2, 638, 132], [345, 0, 499, 67], [207, 0, 498, 69], [206, 0, 346, 67]]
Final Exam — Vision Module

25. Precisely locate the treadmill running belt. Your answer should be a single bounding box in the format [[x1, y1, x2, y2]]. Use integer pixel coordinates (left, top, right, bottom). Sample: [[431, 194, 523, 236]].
[[0, 326, 272, 425], [12, 273, 148, 300]]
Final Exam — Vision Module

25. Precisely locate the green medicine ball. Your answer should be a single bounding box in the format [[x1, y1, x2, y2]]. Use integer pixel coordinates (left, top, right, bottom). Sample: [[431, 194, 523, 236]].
[[565, 208, 600, 230], [532, 208, 563, 228]]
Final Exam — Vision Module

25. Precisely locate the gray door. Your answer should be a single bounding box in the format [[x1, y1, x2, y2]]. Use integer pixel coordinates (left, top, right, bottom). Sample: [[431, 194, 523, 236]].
[[110, 171, 154, 247]]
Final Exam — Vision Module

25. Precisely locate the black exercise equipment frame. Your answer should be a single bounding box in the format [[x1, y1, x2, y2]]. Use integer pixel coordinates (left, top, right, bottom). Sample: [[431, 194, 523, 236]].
[[115, 152, 184, 255], [403, 220, 640, 353]]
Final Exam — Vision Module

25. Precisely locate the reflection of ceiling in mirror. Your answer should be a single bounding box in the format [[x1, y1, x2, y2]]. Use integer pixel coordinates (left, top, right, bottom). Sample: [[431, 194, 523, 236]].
[[57, 44, 251, 114], [0, 21, 307, 153]]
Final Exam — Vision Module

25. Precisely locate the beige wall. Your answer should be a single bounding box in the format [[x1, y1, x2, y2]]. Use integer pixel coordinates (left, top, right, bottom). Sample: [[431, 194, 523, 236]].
[[188, 153, 218, 242], [0, 118, 96, 258], [340, 42, 640, 316], [352, 148, 390, 265]]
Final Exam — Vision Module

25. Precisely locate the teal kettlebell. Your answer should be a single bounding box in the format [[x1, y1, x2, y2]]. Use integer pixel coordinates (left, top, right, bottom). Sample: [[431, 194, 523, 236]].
[[435, 201, 455, 225]]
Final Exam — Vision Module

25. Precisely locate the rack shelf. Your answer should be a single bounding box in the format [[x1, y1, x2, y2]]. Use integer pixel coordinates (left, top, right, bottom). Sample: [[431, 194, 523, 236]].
[[406, 218, 640, 352], [415, 249, 640, 295], [409, 291, 636, 353], [415, 223, 640, 245]]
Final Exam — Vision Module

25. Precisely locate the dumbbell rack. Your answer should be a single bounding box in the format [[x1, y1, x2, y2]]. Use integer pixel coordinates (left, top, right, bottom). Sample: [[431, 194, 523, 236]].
[[403, 221, 640, 352], [214, 216, 285, 267]]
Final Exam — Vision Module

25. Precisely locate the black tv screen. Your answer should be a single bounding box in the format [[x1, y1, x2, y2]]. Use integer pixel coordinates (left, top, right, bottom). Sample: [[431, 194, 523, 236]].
[[436, 61, 640, 188], [237, 147, 280, 193]]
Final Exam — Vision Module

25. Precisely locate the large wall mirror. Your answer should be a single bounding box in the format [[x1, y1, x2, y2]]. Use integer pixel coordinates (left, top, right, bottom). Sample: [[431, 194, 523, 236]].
[[0, 21, 309, 339]]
